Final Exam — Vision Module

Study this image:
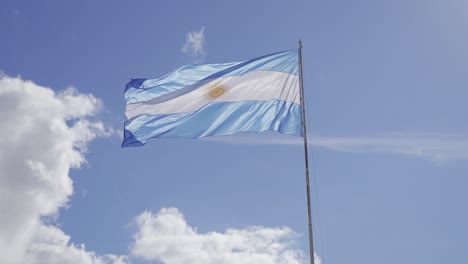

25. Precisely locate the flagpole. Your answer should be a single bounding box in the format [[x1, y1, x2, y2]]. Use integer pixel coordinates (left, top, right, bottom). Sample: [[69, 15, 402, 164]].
[[298, 40, 315, 264]]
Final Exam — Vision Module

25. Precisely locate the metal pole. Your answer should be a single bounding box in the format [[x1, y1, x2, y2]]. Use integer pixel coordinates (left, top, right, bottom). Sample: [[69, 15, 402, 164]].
[[298, 40, 315, 264]]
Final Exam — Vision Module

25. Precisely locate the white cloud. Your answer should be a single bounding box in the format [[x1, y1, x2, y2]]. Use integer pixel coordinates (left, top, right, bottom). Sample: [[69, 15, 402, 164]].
[[181, 26, 206, 62], [312, 135, 468, 162], [203, 132, 468, 162], [131, 207, 316, 264], [0, 76, 125, 263], [26, 225, 128, 264]]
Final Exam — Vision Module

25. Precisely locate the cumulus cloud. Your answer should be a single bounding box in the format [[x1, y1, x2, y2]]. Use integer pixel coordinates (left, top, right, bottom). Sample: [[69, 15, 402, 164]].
[[181, 26, 206, 62], [0, 76, 125, 263], [26, 225, 127, 264], [131, 207, 315, 264]]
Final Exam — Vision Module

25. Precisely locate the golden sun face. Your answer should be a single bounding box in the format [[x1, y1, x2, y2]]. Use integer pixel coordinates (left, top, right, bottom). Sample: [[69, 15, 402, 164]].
[[203, 80, 229, 101], [209, 87, 225, 98]]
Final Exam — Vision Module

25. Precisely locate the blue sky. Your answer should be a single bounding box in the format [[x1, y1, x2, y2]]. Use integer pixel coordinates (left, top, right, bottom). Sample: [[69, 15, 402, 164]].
[[1, 0, 468, 263]]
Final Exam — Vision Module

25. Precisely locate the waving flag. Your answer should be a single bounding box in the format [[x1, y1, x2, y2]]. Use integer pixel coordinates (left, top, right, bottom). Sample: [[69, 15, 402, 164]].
[[123, 49, 302, 147]]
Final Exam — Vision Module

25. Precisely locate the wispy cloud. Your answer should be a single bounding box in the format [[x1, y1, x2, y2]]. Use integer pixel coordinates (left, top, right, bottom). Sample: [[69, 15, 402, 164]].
[[203, 132, 468, 162], [312, 134, 468, 162], [181, 26, 206, 63]]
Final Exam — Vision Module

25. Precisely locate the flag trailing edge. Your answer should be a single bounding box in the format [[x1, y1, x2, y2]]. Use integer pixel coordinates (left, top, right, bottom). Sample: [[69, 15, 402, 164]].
[[123, 49, 302, 147]]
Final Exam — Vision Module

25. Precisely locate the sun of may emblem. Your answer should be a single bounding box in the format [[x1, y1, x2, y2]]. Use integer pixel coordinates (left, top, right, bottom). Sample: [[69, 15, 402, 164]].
[[204, 80, 229, 101]]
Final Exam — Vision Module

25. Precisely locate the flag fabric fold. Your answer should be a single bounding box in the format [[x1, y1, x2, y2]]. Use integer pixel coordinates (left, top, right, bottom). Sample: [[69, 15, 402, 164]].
[[123, 49, 302, 147]]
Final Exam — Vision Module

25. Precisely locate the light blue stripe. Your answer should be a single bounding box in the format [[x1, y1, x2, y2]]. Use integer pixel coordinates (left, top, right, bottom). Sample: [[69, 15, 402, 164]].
[[125, 49, 298, 104], [122, 99, 302, 147], [222, 49, 298, 77], [125, 62, 238, 103]]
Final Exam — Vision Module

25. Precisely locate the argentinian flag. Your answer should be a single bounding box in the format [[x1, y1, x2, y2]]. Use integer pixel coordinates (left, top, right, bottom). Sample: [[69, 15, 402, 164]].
[[123, 49, 302, 147]]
